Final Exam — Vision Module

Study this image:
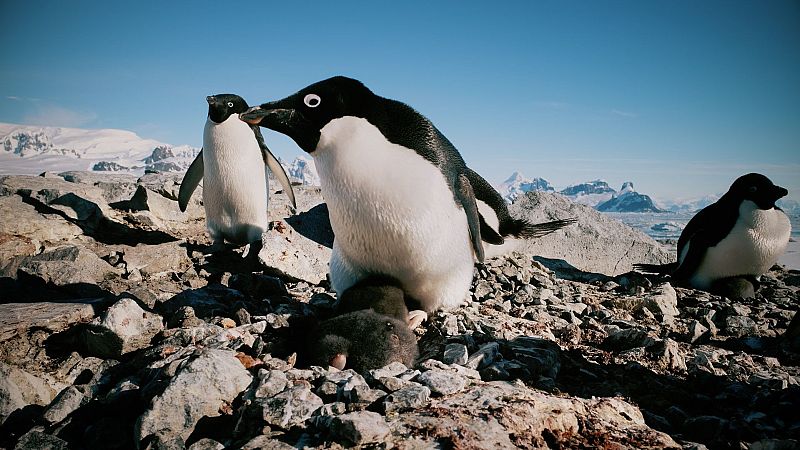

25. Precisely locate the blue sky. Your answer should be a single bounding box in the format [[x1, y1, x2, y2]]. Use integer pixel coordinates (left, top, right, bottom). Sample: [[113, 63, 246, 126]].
[[1, 1, 798, 201]]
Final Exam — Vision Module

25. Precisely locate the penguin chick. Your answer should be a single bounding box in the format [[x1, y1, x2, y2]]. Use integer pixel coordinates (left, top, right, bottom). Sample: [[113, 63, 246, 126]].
[[305, 310, 418, 373], [710, 276, 757, 300]]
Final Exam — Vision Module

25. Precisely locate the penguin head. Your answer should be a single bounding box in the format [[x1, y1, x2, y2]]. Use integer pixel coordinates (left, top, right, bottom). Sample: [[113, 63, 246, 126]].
[[206, 94, 249, 124], [728, 173, 788, 210], [239, 76, 373, 153]]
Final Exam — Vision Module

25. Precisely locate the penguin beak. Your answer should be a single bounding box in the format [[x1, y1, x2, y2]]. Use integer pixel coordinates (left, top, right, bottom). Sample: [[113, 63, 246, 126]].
[[206, 96, 217, 105], [239, 105, 279, 125], [774, 185, 788, 200], [239, 101, 320, 153]]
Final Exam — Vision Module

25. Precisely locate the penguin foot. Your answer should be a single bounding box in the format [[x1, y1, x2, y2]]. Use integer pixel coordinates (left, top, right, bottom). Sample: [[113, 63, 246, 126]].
[[407, 310, 428, 330]]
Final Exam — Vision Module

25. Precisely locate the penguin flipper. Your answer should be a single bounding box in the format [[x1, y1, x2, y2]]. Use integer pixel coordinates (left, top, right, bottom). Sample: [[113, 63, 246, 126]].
[[251, 124, 297, 212], [671, 234, 707, 283], [178, 149, 204, 212], [479, 215, 505, 245], [455, 174, 485, 263]]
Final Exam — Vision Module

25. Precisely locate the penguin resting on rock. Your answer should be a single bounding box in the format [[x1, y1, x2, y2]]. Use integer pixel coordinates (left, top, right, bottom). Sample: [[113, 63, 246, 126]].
[[240, 76, 574, 314], [301, 276, 419, 372], [636, 173, 790, 297], [178, 94, 296, 246]]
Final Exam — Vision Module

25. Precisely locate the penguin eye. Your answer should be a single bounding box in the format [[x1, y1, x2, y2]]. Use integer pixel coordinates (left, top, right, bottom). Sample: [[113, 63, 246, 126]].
[[227, 102, 234, 108], [304, 94, 321, 108], [748, 186, 758, 193]]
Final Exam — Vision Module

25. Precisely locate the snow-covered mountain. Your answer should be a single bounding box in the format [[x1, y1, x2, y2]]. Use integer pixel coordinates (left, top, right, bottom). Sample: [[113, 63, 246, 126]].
[[0, 122, 199, 175], [497, 172, 554, 202], [558, 180, 617, 206], [0, 122, 321, 187], [596, 181, 664, 213], [280, 155, 320, 186]]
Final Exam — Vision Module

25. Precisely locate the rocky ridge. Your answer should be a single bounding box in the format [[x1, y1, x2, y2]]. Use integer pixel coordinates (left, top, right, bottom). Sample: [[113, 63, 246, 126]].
[[0, 171, 797, 449]]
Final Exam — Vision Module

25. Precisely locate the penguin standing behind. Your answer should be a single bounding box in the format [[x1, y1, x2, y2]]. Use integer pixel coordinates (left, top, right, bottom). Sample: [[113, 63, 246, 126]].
[[179, 94, 296, 246], [240, 76, 574, 314], [636, 173, 791, 297]]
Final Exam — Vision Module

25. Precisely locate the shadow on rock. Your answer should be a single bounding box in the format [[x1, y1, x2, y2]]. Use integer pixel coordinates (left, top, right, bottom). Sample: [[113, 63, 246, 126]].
[[556, 348, 800, 447], [21, 193, 177, 246], [286, 203, 334, 248]]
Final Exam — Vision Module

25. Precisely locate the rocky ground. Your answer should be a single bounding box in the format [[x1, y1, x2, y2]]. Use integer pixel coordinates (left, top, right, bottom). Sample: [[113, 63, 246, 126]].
[[0, 171, 798, 450]]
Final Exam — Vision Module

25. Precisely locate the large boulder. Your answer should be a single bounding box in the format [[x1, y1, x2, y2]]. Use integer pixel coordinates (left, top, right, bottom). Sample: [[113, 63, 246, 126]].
[[510, 191, 673, 276], [135, 348, 252, 444]]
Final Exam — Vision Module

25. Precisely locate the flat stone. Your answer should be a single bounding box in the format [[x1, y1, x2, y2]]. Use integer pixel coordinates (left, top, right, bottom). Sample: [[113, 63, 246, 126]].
[[383, 384, 430, 414], [247, 385, 324, 430], [417, 369, 467, 396], [0, 301, 98, 342], [329, 411, 391, 445]]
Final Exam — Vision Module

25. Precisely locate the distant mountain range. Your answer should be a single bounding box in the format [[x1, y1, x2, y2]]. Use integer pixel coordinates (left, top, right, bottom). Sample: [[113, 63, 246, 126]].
[[2, 123, 796, 215], [0, 122, 319, 186], [498, 172, 665, 213]]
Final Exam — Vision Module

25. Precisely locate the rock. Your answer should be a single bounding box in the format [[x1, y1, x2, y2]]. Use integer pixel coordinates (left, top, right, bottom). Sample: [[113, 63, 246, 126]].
[[641, 283, 679, 318], [242, 385, 324, 430], [0, 231, 38, 263], [82, 298, 164, 358], [253, 369, 289, 399], [187, 438, 225, 450], [158, 285, 244, 319], [367, 362, 409, 381], [417, 369, 468, 396], [604, 327, 658, 351], [383, 384, 431, 414], [465, 342, 501, 370], [508, 337, 561, 380], [0, 362, 60, 424], [442, 343, 469, 365], [136, 348, 252, 443], [329, 411, 391, 445], [13, 429, 70, 450], [239, 436, 295, 450], [2, 245, 117, 294], [42, 385, 87, 424], [119, 241, 192, 279], [724, 315, 758, 337], [258, 204, 332, 284], [688, 320, 709, 344], [511, 191, 672, 275], [0, 301, 98, 341]]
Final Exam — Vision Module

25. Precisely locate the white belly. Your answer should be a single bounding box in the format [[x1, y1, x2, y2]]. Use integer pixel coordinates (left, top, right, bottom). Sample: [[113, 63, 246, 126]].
[[690, 200, 791, 289], [202, 116, 268, 244], [315, 117, 475, 312]]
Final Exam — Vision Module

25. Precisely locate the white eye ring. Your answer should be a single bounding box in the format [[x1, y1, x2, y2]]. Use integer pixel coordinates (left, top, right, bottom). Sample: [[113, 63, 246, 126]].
[[304, 94, 321, 108], [227, 102, 234, 107]]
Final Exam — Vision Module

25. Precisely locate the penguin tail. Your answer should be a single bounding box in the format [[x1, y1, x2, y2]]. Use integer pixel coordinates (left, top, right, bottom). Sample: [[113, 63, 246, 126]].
[[507, 217, 578, 239], [633, 262, 678, 275]]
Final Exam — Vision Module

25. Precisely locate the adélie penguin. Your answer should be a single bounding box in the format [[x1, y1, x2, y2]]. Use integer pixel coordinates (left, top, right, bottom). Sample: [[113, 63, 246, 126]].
[[178, 94, 296, 246], [240, 76, 575, 312], [636, 173, 791, 297]]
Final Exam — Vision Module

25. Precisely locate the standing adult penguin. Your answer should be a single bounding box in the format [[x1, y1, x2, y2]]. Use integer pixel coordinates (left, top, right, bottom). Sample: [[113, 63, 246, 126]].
[[179, 94, 296, 247], [240, 76, 573, 312], [636, 173, 791, 296]]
